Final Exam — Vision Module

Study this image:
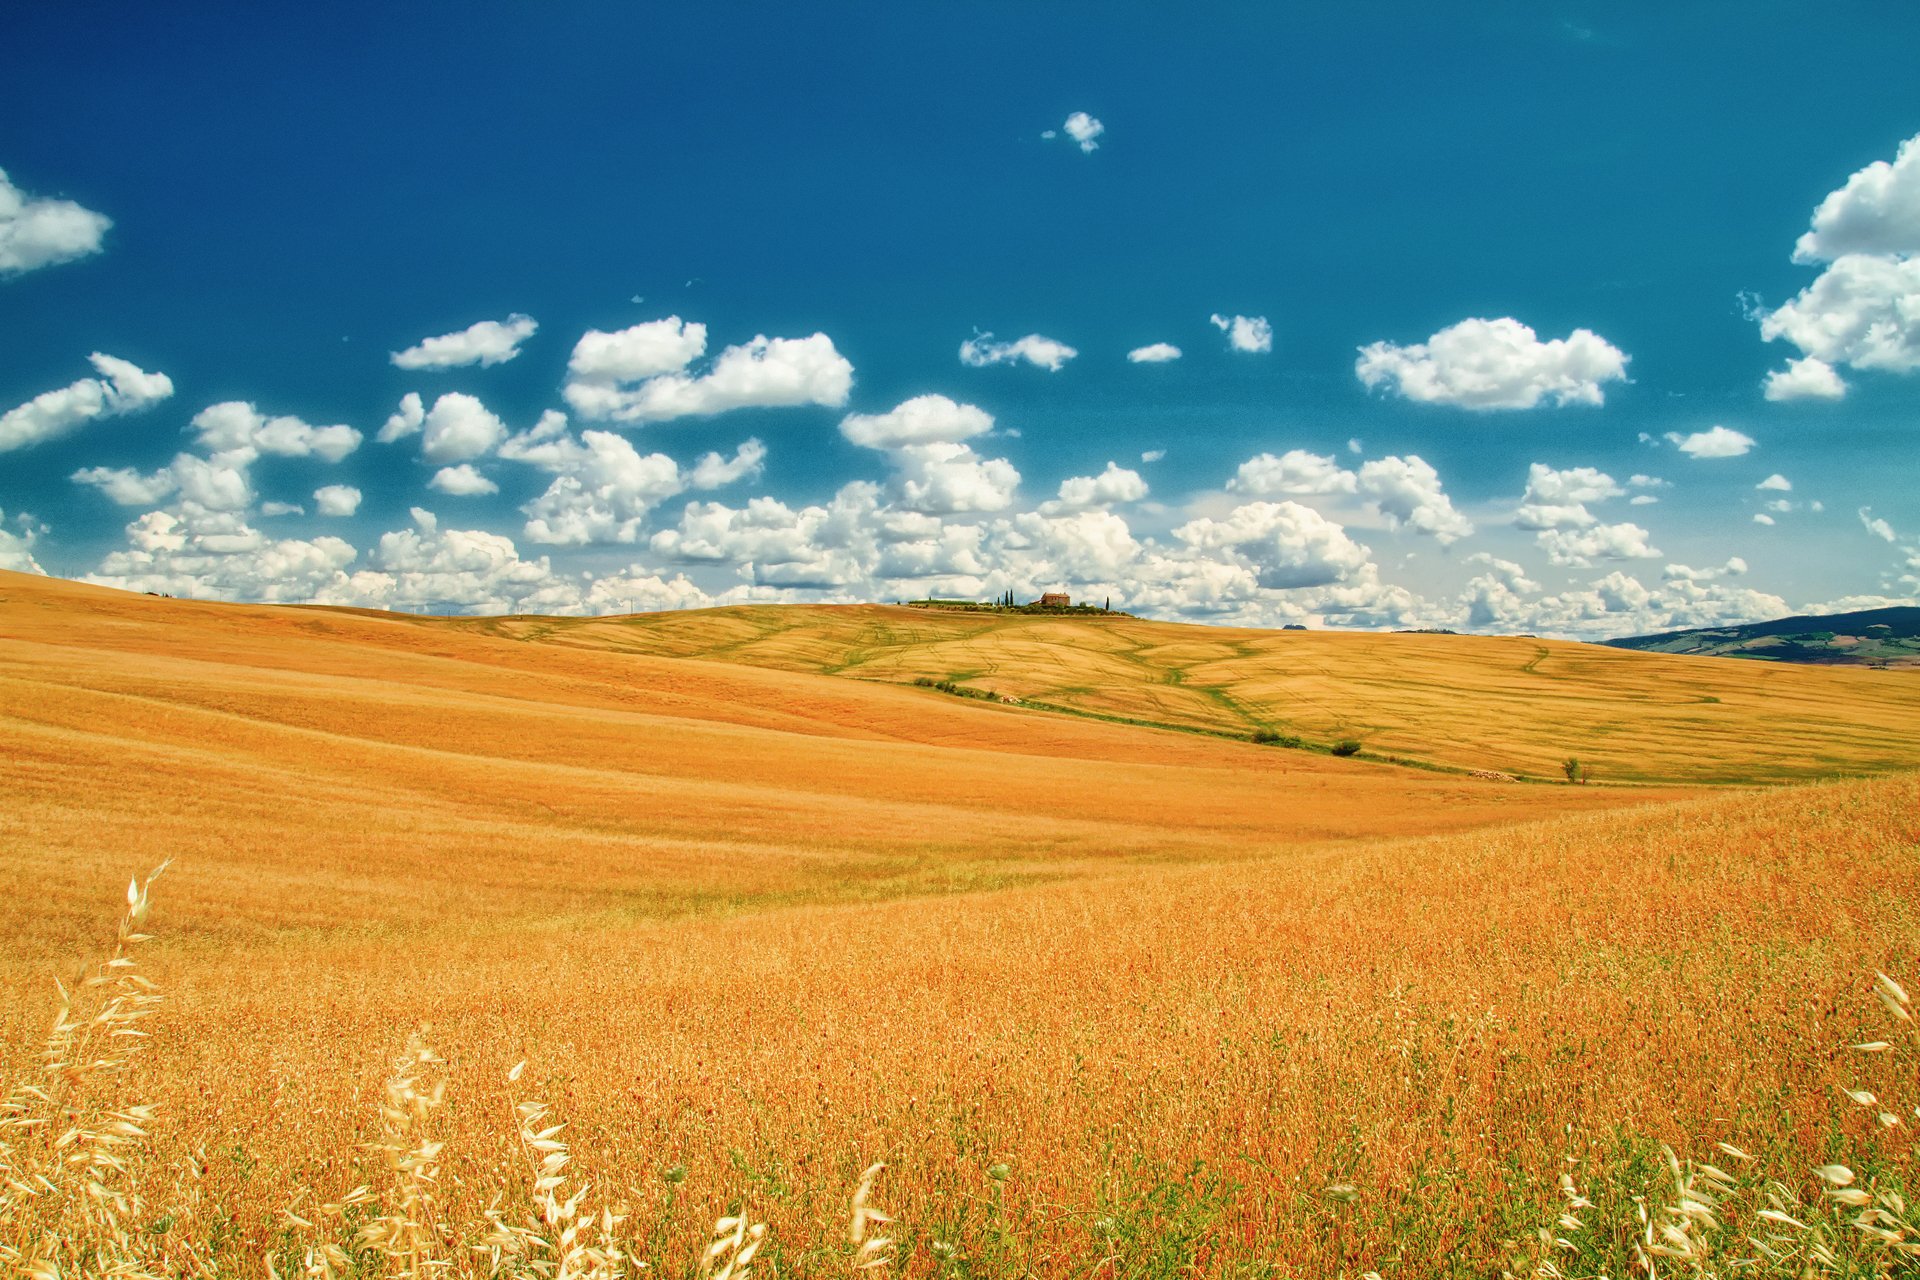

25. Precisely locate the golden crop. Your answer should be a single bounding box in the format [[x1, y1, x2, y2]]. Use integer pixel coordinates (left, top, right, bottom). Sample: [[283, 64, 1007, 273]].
[[3, 571, 1918, 1276]]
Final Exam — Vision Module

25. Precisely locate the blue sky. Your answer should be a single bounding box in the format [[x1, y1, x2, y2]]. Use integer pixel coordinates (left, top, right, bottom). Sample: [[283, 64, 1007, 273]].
[[3, 2, 1917, 634]]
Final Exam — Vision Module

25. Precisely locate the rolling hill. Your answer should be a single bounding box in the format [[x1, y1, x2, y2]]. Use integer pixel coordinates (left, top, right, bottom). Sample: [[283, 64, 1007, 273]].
[[5, 569, 1920, 1275], [448, 598, 1920, 784], [1605, 605, 1920, 667]]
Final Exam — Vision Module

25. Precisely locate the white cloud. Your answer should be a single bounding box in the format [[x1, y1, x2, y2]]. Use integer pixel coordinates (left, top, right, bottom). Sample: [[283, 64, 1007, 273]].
[[0, 509, 45, 574], [191, 401, 362, 462], [959, 332, 1078, 372], [653, 485, 883, 590], [1513, 463, 1624, 530], [689, 438, 767, 489], [1140, 449, 1166, 463], [1756, 473, 1792, 491], [1860, 507, 1897, 543], [429, 464, 499, 496], [1051, 462, 1148, 510], [1759, 254, 1920, 376], [1793, 132, 1920, 264], [1228, 450, 1357, 497], [1210, 314, 1272, 353], [1175, 501, 1372, 590], [565, 321, 852, 424], [420, 392, 507, 463], [840, 394, 994, 449], [1760, 137, 1920, 383], [362, 509, 560, 613], [0, 168, 111, 275], [1762, 356, 1846, 401], [71, 465, 179, 506], [314, 485, 362, 517], [1062, 112, 1105, 153], [377, 392, 425, 444], [1536, 522, 1661, 567], [1662, 558, 1747, 583], [498, 415, 686, 545], [73, 450, 258, 514], [0, 353, 173, 453], [567, 317, 707, 385], [1356, 317, 1629, 409], [1357, 455, 1474, 544], [391, 314, 538, 370], [84, 503, 361, 604], [1664, 425, 1755, 458], [1753, 513, 1775, 526], [262, 502, 306, 518], [890, 442, 1020, 515], [1459, 554, 1541, 631], [1127, 343, 1182, 364]]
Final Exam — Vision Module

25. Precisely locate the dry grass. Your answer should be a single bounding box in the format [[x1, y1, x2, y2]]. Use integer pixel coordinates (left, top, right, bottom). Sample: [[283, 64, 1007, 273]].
[[4, 572, 1920, 1275], [467, 601, 1920, 784]]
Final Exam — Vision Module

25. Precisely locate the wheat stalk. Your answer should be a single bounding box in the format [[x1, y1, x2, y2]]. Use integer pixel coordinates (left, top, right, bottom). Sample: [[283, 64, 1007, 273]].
[[0, 863, 168, 1280]]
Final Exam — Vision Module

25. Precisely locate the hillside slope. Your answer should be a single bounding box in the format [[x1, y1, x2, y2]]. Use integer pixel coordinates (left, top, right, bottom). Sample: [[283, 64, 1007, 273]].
[[1606, 605, 1920, 667], [0, 570, 1646, 971], [448, 600, 1920, 784]]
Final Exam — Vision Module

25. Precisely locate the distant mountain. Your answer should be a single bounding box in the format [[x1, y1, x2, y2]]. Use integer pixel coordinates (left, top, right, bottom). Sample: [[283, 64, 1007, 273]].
[[1606, 607, 1920, 667]]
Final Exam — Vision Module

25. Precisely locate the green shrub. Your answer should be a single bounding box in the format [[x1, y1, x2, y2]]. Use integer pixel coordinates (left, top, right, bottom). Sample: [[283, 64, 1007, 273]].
[[1330, 739, 1362, 757]]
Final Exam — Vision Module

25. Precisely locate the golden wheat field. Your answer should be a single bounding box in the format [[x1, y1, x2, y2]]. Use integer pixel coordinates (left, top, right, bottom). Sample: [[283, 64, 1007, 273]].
[[5, 569, 1920, 1278], [467, 603, 1920, 785]]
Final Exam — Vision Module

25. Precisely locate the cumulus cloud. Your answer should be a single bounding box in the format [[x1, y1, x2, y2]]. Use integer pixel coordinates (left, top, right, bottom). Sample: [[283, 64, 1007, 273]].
[[1059, 111, 1104, 153], [314, 485, 362, 517], [1175, 501, 1372, 590], [568, 317, 708, 386], [0, 354, 173, 453], [959, 332, 1078, 372], [1228, 450, 1357, 496], [0, 168, 111, 276], [360, 509, 562, 613], [70, 465, 180, 506], [1759, 255, 1920, 375], [1127, 343, 1182, 364], [1536, 522, 1661, 567], [1757, 473, 1792, 491], [839, 394, 994, 449], [1513, 463, 1624, 530], [0, 509, 46, 574], [191, 401, 361, 463], [498, 413, 686, 545], [84, 503, 363, 604], [1664, 425, 1755, 458], [420, 392, 507, 463], [1140, 449, 1166, 463], [428, 464, 499, 496], [1664, 558, 1747, 582], [1759, 134, 1920, 384], [391, 314, 538, 370], [1357, 455, 1474, 544], [653, 484, 883, 590], [377, 392, 425, 444], [890, 442, 1020, 515], [1793, 132, 1920, 264], [564, 318, 852, 424], [688, 438, 767, 489], [1763, 356, 1846, 401], [1860, 507, 1897, 543], [1050, 462, 1148, 510], [1355, 317, 1629, 409], [1210, 313, 1273, 353], [1459, 554, 1541, 631]]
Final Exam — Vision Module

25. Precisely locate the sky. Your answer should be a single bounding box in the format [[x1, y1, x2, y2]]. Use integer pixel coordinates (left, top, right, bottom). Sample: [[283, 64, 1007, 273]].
[[2, 2, 1917, 637]]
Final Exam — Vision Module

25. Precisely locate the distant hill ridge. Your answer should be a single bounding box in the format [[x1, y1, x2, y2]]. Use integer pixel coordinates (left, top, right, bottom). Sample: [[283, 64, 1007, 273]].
[[1606, 606, 1920, 667]]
